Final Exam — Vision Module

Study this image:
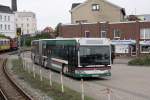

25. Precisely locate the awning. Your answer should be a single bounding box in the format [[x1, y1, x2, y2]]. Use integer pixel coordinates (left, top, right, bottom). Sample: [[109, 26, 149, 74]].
[[140, 41, 150, 45], [111, 40, 136, 45]]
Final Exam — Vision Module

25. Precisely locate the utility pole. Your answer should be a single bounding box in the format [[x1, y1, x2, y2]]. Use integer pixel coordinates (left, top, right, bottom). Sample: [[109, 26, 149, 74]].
[[22, 32, 25, 57], [16, 28, 21, 57]]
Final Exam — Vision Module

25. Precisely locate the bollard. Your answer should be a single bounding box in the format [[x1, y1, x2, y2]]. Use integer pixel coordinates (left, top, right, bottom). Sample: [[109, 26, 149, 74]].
[[27, 62, 30, 73], [25, 61, 27, 71], [40, 68, 42, 81], [60, 72, 64, 93], [49, 71, 52, 86], [22, 59, 24, 68], [32, 63, 35, 78], [23, 59, 25, 69], [27, 62, 29, 73], [107, 88, 111, 100], [21, 58, 23, 67], [29, 62, 31, 73], [24, 60, 26, 71], [81, 79, 84, 100], [19, 58, 21, 67]]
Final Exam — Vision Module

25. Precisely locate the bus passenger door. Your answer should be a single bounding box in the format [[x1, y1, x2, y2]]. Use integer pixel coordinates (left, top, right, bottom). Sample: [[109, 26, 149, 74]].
[[68, 46, 77, 73]]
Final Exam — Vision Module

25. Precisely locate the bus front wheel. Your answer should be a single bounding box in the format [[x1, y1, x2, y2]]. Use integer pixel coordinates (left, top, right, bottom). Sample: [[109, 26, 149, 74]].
[[62, 65, 68, 75]]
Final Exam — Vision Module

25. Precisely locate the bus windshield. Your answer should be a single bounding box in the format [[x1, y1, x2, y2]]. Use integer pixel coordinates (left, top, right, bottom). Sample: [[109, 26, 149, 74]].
[[79, 46, 110, 67]]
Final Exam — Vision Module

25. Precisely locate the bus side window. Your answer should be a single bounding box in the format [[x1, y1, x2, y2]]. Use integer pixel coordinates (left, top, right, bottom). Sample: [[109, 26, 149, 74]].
[[63, 45, 68, 60], [68, 46, 78, 68]]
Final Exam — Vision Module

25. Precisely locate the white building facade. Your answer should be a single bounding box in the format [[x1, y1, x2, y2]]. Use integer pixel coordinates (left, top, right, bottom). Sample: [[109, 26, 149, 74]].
[[15, 12, 37, 35], [0, 5, 16, 38]]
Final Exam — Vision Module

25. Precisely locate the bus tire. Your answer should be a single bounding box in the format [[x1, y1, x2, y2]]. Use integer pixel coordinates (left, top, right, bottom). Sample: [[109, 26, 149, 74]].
[[62, 64, 68, 75], [44, 61, 47, 68]]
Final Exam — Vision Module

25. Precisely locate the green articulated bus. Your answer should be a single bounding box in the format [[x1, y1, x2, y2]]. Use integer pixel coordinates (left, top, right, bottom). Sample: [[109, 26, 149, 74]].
[[31, 38, 112, 78]]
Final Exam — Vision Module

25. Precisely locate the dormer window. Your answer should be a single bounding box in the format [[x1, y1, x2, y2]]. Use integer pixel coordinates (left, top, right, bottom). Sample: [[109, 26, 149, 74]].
[[92, 4, 100, 11]]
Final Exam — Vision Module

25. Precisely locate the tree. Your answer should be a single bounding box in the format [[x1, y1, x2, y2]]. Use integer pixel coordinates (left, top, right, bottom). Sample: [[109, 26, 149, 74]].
[[0, 33, 8, 38], [54, 23, 62, 37], [23, 32, 54, 46]]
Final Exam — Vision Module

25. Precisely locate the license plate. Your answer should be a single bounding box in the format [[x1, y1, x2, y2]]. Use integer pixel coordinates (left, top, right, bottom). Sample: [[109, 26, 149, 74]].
[[92, 75, 99, 77]]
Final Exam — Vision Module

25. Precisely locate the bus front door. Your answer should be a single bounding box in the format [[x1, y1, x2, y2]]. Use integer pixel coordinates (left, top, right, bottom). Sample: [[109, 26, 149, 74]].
[[68, 46, 77, 73]]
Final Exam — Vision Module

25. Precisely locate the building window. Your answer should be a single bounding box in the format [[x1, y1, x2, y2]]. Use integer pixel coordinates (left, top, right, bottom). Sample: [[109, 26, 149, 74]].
[[21, 24, 23, 27], [27, 24, 29, 27], [140, 28, 150, 39], [4, 16, 6, 21], [5, 24, 7, 30], [115, 45, 129, 53], [113, 29, 122, 39], [8, 25, 10, 30], [92, 4, 100, 11], [140, 45, 150, 53], [101, 31, 107, 38], [0, 15, 2, 21], [0, 24, 2, 30], [27, 30, 29, 33], [8, 16, 10, 21], [85, 31, 90, 37]]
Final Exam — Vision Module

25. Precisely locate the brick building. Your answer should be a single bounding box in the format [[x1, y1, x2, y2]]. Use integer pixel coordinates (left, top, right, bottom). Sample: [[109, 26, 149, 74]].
[[58, 21, 150, 56]]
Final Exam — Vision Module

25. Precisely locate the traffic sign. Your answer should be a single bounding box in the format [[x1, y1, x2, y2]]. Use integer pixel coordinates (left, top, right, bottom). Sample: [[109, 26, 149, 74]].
[[16, 28, 21, 36]]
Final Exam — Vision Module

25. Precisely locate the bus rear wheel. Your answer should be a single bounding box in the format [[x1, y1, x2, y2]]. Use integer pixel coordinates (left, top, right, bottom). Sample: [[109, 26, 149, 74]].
[[44, 61, 48, 68], [62, 65, 68, 75]]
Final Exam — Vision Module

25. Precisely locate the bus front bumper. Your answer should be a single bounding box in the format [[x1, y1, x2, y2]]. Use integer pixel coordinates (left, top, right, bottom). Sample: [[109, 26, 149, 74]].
[[73, 70, 111, 78]]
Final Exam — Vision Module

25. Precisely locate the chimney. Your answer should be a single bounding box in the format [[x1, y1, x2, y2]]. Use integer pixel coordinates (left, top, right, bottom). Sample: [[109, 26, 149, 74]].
[[11, 0, 17, 12]]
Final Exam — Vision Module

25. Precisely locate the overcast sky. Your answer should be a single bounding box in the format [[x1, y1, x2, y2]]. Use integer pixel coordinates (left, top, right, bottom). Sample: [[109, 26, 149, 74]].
[[0, 0, 150, 30]]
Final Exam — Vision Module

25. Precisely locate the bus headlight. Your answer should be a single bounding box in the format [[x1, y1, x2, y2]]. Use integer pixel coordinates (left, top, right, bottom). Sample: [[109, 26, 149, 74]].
[[75, 70, 86, 74]]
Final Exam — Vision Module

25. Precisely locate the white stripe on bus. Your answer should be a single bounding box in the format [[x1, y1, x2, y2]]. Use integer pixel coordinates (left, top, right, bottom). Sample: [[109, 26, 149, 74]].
[[51, 58, 68, 64], [51, 63, 62, 69]]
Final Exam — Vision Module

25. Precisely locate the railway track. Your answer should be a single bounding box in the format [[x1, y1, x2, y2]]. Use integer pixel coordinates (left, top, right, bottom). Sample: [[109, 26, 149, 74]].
[[0, 56, 33, 100], [0, 88, 7, 100]]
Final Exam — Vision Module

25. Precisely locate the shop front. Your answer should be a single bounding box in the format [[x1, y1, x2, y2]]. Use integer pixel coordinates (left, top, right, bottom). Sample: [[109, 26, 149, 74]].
[[111, 40, 136, 56], [140, 41, 150, 54]]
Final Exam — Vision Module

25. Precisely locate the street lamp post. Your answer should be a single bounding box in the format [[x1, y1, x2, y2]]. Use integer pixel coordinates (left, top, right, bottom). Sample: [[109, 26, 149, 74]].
[[16, 28, 21, 57], [18, 35, 21, 57]]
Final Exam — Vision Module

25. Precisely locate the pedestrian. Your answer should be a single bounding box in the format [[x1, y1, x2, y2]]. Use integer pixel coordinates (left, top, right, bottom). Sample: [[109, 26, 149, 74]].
[[111, 52, 115, 64]]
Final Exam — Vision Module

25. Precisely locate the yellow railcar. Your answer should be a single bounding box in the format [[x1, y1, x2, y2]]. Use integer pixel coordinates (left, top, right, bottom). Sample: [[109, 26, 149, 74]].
[[0, 39, 10, 51]]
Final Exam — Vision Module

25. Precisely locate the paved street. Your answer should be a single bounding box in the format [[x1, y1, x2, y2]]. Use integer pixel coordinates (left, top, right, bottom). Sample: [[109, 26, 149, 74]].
[[93, 63, 150, 100]]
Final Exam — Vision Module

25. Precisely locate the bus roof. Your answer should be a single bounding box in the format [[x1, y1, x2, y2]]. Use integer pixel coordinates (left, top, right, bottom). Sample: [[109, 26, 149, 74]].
[[40, 38, 110, 41], [32, 38, 111, 46]]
